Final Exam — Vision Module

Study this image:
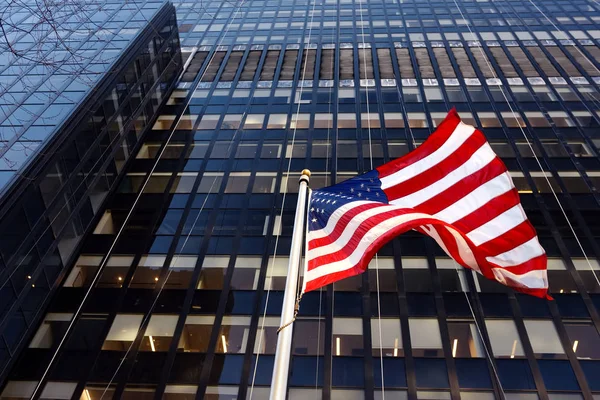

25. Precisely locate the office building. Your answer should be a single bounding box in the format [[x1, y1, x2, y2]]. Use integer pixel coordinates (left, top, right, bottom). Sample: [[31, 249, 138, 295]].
[[2, 0, 600, 398]]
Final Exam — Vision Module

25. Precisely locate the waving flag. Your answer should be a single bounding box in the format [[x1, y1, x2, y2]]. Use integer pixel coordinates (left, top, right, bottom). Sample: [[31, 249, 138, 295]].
[[303, 109, 549, 299]]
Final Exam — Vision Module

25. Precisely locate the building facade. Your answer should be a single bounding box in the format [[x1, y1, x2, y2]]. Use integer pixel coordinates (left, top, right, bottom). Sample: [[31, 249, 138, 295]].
[[2, 0, 600, 399], [0, 0, 183, 389]]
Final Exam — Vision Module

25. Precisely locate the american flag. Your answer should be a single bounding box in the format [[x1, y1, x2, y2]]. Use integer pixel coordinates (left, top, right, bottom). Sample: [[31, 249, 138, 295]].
[[303, 109, 550, 299]]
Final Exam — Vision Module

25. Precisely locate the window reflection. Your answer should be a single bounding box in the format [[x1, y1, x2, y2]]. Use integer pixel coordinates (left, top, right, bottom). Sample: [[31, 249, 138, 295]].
[[293, 319, 325, 355], [447, 321, 484, 358], [409, 318, 443, 357], [333, 318, 363, 356], [371, 318, 403, 357], [563, 322, 600, 360], [485, 319, 525, 358], [102, 314, 143, 350], [523, 320, 566, 359]]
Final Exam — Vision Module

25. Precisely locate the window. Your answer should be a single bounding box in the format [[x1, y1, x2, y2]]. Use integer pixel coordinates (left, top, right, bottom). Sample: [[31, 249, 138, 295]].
[[140, 315, 178, 352], [407, 113, 428, 128], [333, 318, 363, 356], [409, 318, 443, 357], [197, 173, 223, 193], [338, 113, 357, 129], [290, 113, 310, 129], [424, 87, 444, 102], [243, 114, 264, 129], [564, 322, 600, 359], [221, 114, 242, 129], [447, 321, 484, 357], [215, 316, 251, 353], [384, 113, 405, 128], [292, 319, 325, 355], [224, 172, 250, 193], [478, 112, 501, 128], [485, 319, 525, 358], [548, 112, 575, 128], [130, 255, 167, 287], [178, 316, 213, 352], [153, 115, 176, 130], [197, 115, 220, 130], [371, 318, 403, 357], [403, 87, 422, 102], [94, 255, 135, 288], [523, 320, 565, 358], [253, 173, 277, 193], [501, 112, 526, 128], [29, 313, 72, 348], [315, 114, 333, 129], [525, 112, 550, 127], [103, 314, 143, 350], [268, 114, 288, 129]]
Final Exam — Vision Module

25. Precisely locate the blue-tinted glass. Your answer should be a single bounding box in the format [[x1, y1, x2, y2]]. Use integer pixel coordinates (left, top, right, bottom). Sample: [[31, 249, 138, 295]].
[[289, 356, 324, 386], [332, 357, 365, 387], [496, 360, 536, 390], [538, 360, 580, 391], [414, 358, 449, 388], [407, 293, 437, 316], [209, 354, 243, 384], [249, 355, 274, 385], [554, 295, 589, 318], [333, 292, 362, 316], [580, 361, 600, 391], [455, 359, 492, 389], [517, 295, 551, 317], [373, 357, 407, 388], [480, 294, 512, 317]]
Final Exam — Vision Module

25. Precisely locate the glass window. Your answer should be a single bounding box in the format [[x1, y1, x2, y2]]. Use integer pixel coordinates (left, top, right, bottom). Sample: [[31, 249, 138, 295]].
[[243, 114, 264, 129], [409, 318, 443, 357], [93, 256, 136, 288], [197, 115, 220, 130], [384, 113, 405, 128], [130, 255, 166, 288], [224, 172, 250, 193], [403, 87, 422, 102], [140, 315, 178, 352], [261, 143, 282, 158], [485, 319, 525, 358], [525, 112, 550, 127], [314, 114, 333, 129], [165, 256, 198, 289], [407, 113, 428, 128], [222, 114, 242, 129], [333, 318, 363, 356], [371, 318, 403, 357], [177, 115, 198, 130], [29, 313, 72, 348], [477, 112, 501, 128], [216, 316, 252, 354], [338, 113, 357, 128], [447, 321, 484, 357], [523, 320, 565, 358], [424, 87, 444, 102], [564, 322, 600, 359], [548, 112, 575, 128], [253, 173, 277, 193], [501, 112, 526, 128], [361, 113, 381, 129], [254, 317, 279, 354], [153, 115, 176, 130], [178, 316, 213, 352], [290, 113, 310, 129], [164, 385, 200, 399], [292, 319, 325, 356], [197, 173, 223, 193], [103, 314, 143, 350], [267, 114, 288, 129]]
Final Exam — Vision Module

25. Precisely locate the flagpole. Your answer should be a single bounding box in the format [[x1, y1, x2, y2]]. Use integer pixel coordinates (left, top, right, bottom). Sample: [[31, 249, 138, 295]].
[[269, 169, 311, 400]]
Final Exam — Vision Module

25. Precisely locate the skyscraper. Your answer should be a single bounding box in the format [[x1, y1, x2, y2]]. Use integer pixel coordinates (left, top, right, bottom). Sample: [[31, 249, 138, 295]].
[[2, 0, 600, 399]]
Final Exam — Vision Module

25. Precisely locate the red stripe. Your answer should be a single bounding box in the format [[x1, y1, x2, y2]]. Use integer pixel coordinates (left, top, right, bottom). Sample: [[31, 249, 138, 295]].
[[308, 207, 416, 271], [474, 220, 537, 256], [384, 131, 487, 202], [376, 108, 461, 178], [410, 157, 507, 216], [307, 202, 386, 249], [490, 254, 547, 276], [452, 188, 521, 234]]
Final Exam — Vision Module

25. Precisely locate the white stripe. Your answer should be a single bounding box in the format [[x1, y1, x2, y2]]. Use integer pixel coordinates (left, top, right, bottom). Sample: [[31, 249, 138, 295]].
[[433, 172, 514, 223], [420, 224, 480, 272], [389, 143, 497, 208], [309, 200, 376, 240], [380, 122, 475, 190], [486, 237, 545, 268], [306, 212, 433, 282], [307, 203, 411, 259], [466, 204, 527, 246], [491, 268, 548, 289]]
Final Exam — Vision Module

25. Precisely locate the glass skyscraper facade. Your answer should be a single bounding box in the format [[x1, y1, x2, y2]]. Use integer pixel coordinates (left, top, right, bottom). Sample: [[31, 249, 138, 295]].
[[2, 0, 600, 399]]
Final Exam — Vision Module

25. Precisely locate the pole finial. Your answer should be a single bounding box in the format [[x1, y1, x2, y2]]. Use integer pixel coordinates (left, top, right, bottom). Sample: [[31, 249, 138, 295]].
[[301, 169, 311, 177]]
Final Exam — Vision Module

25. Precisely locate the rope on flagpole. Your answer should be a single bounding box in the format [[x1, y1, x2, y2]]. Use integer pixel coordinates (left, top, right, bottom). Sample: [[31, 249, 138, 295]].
[[452, 0, 600, 290], [357, 0, 386, 395], [249, 0, 318, 394], [277, 293, 304, 333]]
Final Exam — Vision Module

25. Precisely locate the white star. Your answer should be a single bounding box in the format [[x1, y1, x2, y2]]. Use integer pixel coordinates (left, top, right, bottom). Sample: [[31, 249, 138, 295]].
[[332, 201, 336, 205], [320, 209, 325, 213], [350, 188, 354, 193], [375, 192, 380, 197], [326, 199, 331, 204], [311, 207, 315, 212], [357, 192, 362, 197], [367, 188, 371, 192], [370, 179, 374, 183], [312, 218, 317, 223], [360, 183, 364, 188]]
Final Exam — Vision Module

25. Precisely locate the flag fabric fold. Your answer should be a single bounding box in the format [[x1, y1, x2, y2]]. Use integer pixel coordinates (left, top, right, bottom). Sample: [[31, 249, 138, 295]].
[[302, 109, 550, 299]]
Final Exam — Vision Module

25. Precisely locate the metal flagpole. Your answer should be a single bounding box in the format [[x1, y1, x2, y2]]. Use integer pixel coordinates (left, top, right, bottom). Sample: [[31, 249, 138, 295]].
[[269, 169, 311, 400]]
